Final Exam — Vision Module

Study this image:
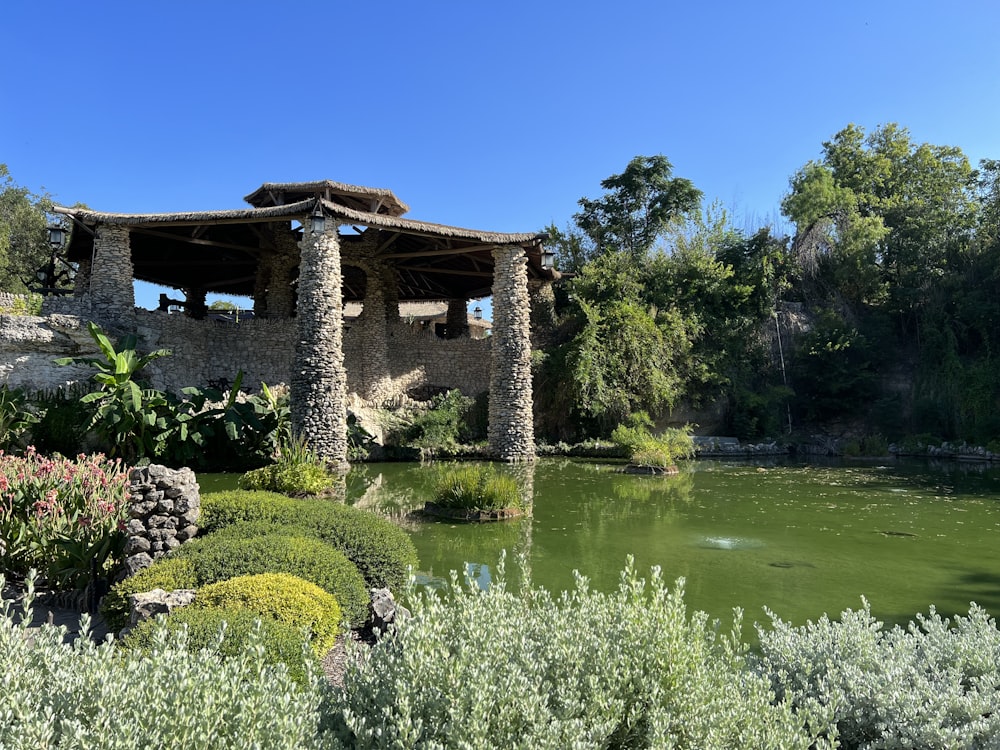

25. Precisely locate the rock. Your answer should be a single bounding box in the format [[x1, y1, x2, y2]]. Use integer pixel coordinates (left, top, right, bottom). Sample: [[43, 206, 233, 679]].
[[370, 588, 410, 632], [127, 588, 196, 629]]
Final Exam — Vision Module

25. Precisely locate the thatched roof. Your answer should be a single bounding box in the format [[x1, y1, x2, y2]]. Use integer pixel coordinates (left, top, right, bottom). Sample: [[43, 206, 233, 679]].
[[244, 181, 409, 217], [54, 184, 554, 303]]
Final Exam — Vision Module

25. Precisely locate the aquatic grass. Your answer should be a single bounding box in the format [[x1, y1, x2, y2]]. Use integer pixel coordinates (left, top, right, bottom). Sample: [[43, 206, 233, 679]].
[[432, 464, 524, 512]]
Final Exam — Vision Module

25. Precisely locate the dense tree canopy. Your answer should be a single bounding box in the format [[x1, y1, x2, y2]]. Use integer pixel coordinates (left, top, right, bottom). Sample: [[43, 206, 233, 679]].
[[539, 126, 1000, 446]]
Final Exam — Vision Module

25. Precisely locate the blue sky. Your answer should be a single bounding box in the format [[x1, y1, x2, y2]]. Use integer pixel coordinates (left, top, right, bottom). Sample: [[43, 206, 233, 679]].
[[3, 1, 998, 311]]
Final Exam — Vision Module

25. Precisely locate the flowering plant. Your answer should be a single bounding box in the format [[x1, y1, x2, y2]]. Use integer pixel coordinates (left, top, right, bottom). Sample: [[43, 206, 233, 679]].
[[0, 447, 129, 589]]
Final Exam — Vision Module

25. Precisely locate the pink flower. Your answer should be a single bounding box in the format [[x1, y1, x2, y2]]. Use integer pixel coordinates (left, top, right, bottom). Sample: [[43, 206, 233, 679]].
[[79, 516, 92, 527]]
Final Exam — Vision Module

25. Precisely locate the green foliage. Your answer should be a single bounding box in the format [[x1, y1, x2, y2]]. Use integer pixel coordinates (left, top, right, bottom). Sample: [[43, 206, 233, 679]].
[[402, 389, 477, 453], [792, 311, 878, 423], [56, 322, 172, 463], [122, 606, 319, 689], [239, 435, 335, 495], [0, 449, 129, 590], [611, 416, 695, 468], [27, 386, 90, 455], [757, 600, 1000, 748], [200, 490, 418, 593], [0, 165, 60, 294], [432, 464, 524, 512], [0, 292, 42, 315], [841, 433, 889, 457], [194, 573, 343, 656], [169, 532, 369, 628], [1, 577, 337, 748], [331, 558, 813, 748], [0, 385, 37, 451], [560, 298, 688, 433], [573, 154, 702, 262]]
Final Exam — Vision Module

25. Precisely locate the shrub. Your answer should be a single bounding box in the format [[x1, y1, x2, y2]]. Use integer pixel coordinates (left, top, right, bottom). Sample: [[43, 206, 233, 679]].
[[101, 556, 197, 632], [402, 389, 475, 453], [238, 434, 335, 495], [171, 532, 368, 627], [195, 573, 343, 655], [201, 490, 418, 592], [0, 385, 37, 451], [123, 605, 319, 686], [28, 388, 90, 456], [433, 464, 524, 511], [611, 415, 695, 467], [331, 557, 813, 748], [2, 577, 336, 748], [756, 600, 1000, 748], [0, 449, 129, 590]]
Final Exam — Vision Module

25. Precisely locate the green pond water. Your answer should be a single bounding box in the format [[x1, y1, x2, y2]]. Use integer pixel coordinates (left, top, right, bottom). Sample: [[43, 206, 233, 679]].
[[202, 458, 1000, 631]]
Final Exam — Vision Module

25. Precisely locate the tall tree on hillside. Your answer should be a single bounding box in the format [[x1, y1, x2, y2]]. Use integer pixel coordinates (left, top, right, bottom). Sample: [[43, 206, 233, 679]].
[[0, 164, 56, 293], [782, 124, 977, 326]]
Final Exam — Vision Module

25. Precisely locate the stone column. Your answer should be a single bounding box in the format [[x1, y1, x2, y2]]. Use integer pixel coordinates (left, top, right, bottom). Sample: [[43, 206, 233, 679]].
[[381, 262, 400, 322], [445, 298, 469, 339], [355, 259, 394, 404], [268, 226, 299, 318], [291, 223, 349, 469], [73, 256, 92, 298], [488, 245, 535, 461], [253, 253, 272, 315], [90, 224, 135, 332], [529, 280, 559, 349], [184, 287, 207, 320]]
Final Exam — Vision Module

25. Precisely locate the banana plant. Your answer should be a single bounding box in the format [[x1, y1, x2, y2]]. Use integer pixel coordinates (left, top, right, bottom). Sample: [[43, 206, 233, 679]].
[[56, 322, 172, 463]]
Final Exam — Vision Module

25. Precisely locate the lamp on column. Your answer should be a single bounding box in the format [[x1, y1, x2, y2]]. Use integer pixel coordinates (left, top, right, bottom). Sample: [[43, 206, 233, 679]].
[[474, 305, 483, 320], [310, 202, 326, 234], [47, 225, 65, 249], [540, 247, 555, 271]]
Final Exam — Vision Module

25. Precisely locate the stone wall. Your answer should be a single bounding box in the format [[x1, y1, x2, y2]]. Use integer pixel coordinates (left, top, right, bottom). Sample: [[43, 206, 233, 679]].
[[1, 304, 491, 399]]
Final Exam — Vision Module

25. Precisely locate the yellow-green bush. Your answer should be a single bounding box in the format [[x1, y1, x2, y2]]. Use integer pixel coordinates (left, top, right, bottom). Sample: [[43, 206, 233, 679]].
[[195, 573, 342, 655], [122, 606, 317, 686]]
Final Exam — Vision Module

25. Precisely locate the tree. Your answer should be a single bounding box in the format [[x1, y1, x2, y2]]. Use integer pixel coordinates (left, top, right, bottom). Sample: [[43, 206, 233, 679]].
[[570, 154, 702, 265], [0, 164, 58, 293], [782, 124, 977, 321]]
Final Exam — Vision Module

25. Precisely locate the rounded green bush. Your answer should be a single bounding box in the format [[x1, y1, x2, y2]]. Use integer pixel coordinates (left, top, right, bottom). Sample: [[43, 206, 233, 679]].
[[102, 556, 197, 633], [121, 606, 316, 685], [171, 532, 369, 627], [201, 490, 418, 592], [195, 573, 342, 655]]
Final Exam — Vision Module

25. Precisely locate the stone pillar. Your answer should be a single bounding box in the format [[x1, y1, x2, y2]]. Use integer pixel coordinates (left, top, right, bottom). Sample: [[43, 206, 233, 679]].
[[381, 262, 400, 322], [184, 287, 207, 320], [488, 245, 535, 461], [73, 256, 92, 298], [529, 280, 559, 349], [291, 223, 349, 469], [355, 260, 394, 404], [268, 226, 299, 318], [253, 253, 272, 315], [90, 224, 135, 331], [445, 298, 469, 339]]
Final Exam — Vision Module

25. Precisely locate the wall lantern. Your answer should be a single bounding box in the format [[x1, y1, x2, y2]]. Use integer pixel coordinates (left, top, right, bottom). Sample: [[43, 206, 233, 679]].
[[473, 305, 483, 320], [47, 225, 65, 249], [540, 247, 555, 270], [310, 203, 326, 234]]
